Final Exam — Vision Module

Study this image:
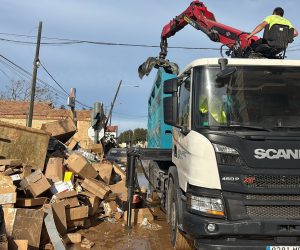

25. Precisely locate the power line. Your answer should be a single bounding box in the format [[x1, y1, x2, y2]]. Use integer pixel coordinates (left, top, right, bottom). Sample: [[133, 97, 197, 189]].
[[0, 32, 221, 50], [0, 58, 68, 103], [0, 54, 68, 99], [39, 61, 92, 109], [112, 111, 147, 118], [40, 61, 69, 95]]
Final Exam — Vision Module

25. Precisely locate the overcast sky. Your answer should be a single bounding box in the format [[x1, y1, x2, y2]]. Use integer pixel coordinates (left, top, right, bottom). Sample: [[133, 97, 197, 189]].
[[0, 0, 299, 132]]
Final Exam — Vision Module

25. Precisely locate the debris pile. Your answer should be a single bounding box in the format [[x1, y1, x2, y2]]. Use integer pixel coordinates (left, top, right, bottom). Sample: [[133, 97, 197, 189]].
[[0, 120, 132, 249]]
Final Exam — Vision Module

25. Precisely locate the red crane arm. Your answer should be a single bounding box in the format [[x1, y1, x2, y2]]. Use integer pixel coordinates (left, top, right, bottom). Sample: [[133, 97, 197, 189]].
[[160, 1, 259, 58]]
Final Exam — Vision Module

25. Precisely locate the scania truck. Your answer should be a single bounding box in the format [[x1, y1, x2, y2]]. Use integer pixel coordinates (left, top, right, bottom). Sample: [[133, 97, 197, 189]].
[[143, 58, 300, 249], [133, 1, 300, 249]]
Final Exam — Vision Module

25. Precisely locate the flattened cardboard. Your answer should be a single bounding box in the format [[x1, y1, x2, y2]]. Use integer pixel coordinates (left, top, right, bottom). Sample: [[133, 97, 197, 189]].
[[40, 117, 76, 143], [19, 169, 51, 198], [81, 178, 111, 199], [12, 208, 44, 249], [2, 208, 17, 237], [66, 154, 98, 179], [45, 157, 64, 183], [0, 121, 50, 170], [51, 202, 67, 237]]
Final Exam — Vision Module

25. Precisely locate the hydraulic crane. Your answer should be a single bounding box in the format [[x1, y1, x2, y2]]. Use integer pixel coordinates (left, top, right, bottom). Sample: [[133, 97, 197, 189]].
[[138, 0, 294, 79]]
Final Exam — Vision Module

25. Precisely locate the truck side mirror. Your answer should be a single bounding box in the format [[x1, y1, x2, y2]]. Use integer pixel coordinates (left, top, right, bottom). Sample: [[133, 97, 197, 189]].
[[215, 58, 236, 87], [163, 78, 178, 126], [164, 78, 178, 94], [163, 96, 178, 126]]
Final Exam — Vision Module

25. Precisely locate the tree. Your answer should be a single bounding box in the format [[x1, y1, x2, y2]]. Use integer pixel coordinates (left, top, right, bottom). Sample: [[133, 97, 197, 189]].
[[132, 128, 147, 144], [0, 80, 57, 104], [118, 128, 147, 144], [117, 129, 133, 144]]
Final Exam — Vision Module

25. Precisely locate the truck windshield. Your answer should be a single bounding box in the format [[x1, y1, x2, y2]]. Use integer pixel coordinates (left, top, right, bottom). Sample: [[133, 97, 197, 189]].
[[194, 66, 300, 129]]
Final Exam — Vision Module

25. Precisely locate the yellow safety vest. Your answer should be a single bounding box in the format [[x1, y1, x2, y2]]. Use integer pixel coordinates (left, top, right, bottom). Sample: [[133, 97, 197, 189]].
[[199, 98, 227, 124]]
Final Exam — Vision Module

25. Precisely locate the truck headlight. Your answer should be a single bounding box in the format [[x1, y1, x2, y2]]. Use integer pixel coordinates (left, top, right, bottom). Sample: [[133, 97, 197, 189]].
[[186, 194, 225, 218], [212, 143, 244, 166]]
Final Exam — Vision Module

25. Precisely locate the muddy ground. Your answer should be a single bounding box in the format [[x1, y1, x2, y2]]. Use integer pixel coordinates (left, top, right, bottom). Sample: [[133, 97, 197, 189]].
[[68, 209, 173, 250]]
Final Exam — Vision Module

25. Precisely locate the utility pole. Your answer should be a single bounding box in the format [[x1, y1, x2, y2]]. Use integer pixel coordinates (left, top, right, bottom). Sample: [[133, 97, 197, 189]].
[[105, 80, 122, 128], [68, 88, 77, 127], [27, 21, 42, 127]]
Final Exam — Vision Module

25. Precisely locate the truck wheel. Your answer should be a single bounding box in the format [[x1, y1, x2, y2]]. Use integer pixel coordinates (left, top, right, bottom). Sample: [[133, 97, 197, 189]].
[[167, 175, 194, 250]]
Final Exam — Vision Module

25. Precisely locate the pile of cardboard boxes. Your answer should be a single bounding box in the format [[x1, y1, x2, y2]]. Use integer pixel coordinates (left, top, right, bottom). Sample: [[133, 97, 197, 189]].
[[0, 119, 129, 249]]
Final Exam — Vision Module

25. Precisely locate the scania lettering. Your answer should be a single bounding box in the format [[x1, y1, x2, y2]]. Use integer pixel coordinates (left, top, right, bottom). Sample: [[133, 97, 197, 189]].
[[254, 149, 300, 159]]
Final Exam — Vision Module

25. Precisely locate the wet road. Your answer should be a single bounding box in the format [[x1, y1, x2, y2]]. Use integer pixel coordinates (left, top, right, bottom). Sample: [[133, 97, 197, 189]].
[[69, 210, 174, 250]]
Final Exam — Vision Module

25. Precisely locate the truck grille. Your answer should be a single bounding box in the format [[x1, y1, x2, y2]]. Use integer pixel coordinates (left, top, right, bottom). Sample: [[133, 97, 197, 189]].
[[246, 194, 300, 201], [244, 175, 300, 189], [246, 206, 300, 219]]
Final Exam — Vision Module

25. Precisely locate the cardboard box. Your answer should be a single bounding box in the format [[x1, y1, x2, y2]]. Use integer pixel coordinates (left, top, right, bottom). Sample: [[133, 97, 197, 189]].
[[40, 117, 77, 143], [55, 191, 79, 208], [123, 208, 154, 225], [81, 178, 111, 199], [45, 157, 64, 183], [110, 180, 127, 202], [0, 121, 50, 170], [92, 162, 113, 184], [66, 154, 98, 179], [66, 206, 89, 221], [16, 197, 48, 207], [89, 144, 103, 155], [79, 192, 100, 216], [0, 174, 16, 205], [19, 169, 51, 198]]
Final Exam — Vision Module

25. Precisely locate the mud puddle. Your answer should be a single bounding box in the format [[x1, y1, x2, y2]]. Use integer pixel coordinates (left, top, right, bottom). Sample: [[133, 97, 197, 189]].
[[68, 210, 173, 250]]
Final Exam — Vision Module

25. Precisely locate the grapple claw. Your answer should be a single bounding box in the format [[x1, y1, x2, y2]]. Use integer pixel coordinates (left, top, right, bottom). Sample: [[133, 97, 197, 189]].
[[138, 57, 179, 79]]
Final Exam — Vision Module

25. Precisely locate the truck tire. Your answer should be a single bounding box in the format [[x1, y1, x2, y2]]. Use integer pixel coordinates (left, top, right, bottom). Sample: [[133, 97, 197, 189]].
[[167, 168, 194, 250]]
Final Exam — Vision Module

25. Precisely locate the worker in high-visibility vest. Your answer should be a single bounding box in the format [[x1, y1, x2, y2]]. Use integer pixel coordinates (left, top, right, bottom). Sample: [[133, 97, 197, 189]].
[[199, 96, 227, 125]]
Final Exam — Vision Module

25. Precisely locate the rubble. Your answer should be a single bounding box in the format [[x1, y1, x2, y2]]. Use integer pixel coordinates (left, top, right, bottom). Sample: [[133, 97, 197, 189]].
[[0, 120, 156, 249]]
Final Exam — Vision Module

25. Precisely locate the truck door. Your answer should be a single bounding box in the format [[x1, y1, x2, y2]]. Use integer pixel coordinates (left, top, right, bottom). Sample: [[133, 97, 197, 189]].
[[173, 73, 191, 187]]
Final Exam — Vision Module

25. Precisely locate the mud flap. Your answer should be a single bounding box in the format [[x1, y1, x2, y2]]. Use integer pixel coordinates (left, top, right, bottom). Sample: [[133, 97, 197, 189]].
[[138, 57, 179, 79]]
